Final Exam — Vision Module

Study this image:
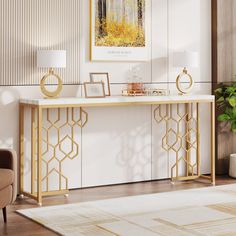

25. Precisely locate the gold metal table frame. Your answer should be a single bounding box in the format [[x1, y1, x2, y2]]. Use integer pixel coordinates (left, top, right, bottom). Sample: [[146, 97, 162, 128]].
[[19, 96, 215, 205]]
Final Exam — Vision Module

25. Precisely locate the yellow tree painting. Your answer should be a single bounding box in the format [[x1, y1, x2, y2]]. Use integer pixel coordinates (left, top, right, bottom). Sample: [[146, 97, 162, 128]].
[[95, 0, 145, 47]]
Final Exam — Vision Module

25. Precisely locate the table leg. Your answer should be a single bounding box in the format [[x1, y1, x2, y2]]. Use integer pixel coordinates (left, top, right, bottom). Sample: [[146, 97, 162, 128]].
[[19, 104, 24, 195], [211, 101, 216, 185], [197, 103, 201, 176], [37, 107, 43, 206], [31, 108, 36, 194], [185, 103, 191, 176]]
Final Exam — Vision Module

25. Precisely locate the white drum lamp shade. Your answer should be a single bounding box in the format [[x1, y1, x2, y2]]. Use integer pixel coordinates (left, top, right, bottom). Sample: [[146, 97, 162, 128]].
[[37, 50, 66, 68], [37, 50, 66, 98], [173, 51, 199, 95], [173, 51, 199, 68]]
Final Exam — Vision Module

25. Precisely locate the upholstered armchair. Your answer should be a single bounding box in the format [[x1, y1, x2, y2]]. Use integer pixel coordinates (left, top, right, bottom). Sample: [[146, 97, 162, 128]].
[[0, 149, 17, 223]]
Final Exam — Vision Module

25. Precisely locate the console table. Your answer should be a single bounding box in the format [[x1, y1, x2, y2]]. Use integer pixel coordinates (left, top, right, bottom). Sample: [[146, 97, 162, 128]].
[[19, 95, 215, 205]]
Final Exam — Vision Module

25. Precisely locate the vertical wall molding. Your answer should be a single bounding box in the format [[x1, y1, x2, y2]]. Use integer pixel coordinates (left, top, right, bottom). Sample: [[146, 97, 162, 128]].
[[0, 0, 80, 86]]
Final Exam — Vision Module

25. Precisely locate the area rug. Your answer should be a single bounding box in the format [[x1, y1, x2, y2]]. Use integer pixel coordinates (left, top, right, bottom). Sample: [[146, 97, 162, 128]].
[[17, 184, 236, 236]]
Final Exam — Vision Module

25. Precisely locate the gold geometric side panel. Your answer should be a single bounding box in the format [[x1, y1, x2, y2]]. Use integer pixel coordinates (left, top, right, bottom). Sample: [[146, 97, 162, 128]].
[[154, 103, 200, 181], [31, 108, 88, 194]]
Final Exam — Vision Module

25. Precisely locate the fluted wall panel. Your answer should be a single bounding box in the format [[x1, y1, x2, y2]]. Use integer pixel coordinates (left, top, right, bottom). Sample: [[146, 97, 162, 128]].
[[0, 0, 80, 85]]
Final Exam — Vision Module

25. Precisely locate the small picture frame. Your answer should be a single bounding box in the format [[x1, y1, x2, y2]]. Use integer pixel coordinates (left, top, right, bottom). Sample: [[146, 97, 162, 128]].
[[90, 73, 111, 96], [84, 82, 105, 98]]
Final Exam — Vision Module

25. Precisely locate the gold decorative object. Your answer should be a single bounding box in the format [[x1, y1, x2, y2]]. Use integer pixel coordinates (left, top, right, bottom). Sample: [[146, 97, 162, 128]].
[[176, 68, 194, 95], [122, 88, 170, 97], [40, 69, 63, 98], [154, 103, 214, 182], [20, 105, 88, 206], [145, 88, 170, 96], [173, 51, 199, 95], [37, 50, 66, 99], [127, 82, 145, 95]]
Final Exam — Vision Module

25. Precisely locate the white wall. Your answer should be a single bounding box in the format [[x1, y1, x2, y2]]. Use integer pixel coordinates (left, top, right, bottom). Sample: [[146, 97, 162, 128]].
[[0, 0, 212, 190]]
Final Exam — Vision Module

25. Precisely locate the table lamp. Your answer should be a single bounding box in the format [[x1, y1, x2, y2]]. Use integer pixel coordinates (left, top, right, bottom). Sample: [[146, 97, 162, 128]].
[[37, 50, 66, 98], [173, 51, 199, 95]]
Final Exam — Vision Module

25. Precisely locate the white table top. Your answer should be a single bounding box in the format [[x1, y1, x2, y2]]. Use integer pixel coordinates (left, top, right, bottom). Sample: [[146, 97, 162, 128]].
[[20, 95, 215, 107]]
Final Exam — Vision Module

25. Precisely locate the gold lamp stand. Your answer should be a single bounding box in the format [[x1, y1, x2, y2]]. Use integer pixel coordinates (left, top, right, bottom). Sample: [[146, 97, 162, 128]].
[[176, 67, 194, 95], [40, 68, 63, 98]]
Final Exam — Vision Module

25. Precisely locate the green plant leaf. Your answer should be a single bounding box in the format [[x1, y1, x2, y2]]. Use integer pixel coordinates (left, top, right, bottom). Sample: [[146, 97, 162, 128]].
[[229, 96, 236, 107], [225, 107, 233, 117], [233, 107, 236, 118], [216, 96, 224, 103], [215, 88, 223, 94], [218, 114, 231, 121], [226, 87, 236, 94], [231, 120, 236, 132]]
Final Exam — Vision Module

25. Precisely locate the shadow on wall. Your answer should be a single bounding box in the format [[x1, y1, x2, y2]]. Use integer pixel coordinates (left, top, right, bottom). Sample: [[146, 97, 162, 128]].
[[0, 87, 33, 185], [115, 124, 151, 181], [0, 87, 20, 150]]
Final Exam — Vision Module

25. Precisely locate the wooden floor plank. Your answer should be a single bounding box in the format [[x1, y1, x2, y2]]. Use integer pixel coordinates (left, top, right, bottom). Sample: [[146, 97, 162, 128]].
[[1, 176, 235, 236]]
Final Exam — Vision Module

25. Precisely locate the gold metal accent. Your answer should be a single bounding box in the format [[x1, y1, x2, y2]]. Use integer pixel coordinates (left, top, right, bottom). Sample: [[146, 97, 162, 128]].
[[176, 67, 194, 95], [31, 108, 36, 194], [37, 106, 43, 205], [20, 104, 88, 205], [19, 98, 215, 204], [19, 104, 25, 194], [154, 103, 200, 182], [40, 68, 63, 98]]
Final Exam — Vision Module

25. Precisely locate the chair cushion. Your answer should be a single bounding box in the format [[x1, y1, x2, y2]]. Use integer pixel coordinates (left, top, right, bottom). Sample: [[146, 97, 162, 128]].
[[0, 168, 14, 191]]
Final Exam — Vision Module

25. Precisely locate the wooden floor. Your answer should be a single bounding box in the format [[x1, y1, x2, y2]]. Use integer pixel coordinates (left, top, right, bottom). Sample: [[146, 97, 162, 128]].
[[1, 176, 235, 236]]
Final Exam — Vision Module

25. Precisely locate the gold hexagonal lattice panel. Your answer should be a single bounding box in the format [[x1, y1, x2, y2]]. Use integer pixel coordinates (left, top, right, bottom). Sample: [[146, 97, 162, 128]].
[[154, 103, 200, 181]]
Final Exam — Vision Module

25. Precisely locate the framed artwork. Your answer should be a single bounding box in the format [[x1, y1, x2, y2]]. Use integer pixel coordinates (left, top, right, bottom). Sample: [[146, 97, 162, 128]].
[[90, 0, 150, 61], [84, 82, 106, 98], [90, 72, 111, 96]]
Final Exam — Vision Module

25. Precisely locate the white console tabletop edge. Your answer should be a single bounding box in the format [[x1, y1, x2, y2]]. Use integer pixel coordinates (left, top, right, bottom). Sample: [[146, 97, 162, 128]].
[[20, 95, 215, 107]]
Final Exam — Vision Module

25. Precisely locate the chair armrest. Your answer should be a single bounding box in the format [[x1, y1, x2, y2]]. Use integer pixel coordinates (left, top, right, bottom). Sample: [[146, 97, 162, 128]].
[[0, 149, 16, 171], [0, 149, 17, 202]]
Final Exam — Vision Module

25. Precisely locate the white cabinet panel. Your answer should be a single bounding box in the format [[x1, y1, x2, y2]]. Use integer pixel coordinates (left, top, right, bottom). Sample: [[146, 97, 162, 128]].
[[82, 106, 152, 187]]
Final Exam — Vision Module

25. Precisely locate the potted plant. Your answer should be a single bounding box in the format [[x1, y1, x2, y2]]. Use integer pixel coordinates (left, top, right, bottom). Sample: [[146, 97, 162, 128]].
[[215, 82, 236, 131], [215, 82, 236, 177]]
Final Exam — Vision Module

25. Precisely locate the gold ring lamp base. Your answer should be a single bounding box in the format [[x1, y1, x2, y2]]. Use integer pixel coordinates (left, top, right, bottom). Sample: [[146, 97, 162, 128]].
[[40, 68, 63, 99], [176, 68, 194, 95]]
